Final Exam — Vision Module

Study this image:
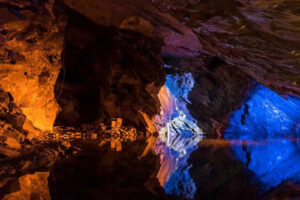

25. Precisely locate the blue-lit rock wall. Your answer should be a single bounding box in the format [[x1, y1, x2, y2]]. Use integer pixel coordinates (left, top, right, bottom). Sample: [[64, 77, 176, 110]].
[[154, 72, 204, 199], [225, 84, 300, 189]]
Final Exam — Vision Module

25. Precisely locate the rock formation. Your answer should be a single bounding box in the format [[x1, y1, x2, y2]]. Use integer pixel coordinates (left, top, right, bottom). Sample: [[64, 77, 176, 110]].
[[0, 0, 299, 199], [0, 2, 65, 132], [2, 172, 51, 200], [55, 11, 165, 126]]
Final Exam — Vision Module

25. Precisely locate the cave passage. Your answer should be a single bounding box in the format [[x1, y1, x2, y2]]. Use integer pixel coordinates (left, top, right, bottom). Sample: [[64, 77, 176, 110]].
[[225, 83, 300, 190], [1, 0, 300, 199], [154, 71, 204, 198]]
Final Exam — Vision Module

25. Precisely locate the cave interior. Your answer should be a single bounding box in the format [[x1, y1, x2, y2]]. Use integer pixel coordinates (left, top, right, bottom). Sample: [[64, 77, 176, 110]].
[[0, 0, 300, 200]]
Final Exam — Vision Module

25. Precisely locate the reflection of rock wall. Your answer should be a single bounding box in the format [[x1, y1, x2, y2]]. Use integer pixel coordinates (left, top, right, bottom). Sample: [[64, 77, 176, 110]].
[[225, 84, 300, 189], [0, 6, 65, 132], [2, 172, 51, 200], [154, 73, 204, 198]]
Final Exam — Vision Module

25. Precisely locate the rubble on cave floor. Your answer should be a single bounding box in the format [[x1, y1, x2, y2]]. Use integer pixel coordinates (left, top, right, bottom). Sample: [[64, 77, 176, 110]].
[[0, 117, 160, 199], [0, 117, 168, 200], [48, 118, 144, 151], [1, 115, 147, 154], [0, 115, 148, 178]]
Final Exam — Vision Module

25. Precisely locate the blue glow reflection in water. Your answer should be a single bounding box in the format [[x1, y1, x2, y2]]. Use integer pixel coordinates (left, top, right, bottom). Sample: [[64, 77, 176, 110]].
[[224, 84, 300, 189], [154, 72, 204, 198]]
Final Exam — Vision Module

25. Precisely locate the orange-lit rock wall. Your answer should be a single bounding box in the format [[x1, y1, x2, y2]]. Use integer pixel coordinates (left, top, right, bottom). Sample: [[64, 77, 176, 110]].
[[153, 86, 174, 186], [2, 172, 51, 200], [0, 9, 65, 132]]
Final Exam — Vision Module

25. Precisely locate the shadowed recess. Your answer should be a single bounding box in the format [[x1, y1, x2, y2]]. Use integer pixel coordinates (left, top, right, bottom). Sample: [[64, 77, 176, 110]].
[[225, 83, 300, 190]]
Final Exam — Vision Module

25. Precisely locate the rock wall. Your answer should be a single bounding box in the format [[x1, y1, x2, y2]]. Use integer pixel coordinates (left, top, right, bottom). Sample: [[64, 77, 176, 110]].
[[2, 172, 51, 200], [153, 0, 300, 135], [55, 11, 165, 126], [61, 0, 204, 58], [0, 89, 26, 150], [0, 2, 66, 132]]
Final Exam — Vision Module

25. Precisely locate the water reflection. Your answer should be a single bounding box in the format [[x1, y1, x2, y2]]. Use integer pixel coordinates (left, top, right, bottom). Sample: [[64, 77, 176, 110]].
[[225, 83, 300, 189], [153, 72, 204, 198]]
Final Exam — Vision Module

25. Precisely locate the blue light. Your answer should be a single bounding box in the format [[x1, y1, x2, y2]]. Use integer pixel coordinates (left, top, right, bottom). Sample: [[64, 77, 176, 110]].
[[164, 164, 195, 197], [224, 84, 300, 189], [154, 72, 204, 199]]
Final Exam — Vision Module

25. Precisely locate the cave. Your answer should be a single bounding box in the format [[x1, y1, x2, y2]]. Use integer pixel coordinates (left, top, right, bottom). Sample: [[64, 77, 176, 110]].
[[0, 0, 299, 200]]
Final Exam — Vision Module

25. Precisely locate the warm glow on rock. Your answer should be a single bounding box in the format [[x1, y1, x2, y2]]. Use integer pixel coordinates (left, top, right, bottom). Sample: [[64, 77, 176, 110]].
[[139, 111, 158, 134], [157, 85, 174, 117], [0, 13, 65, 132], [2, 172, 51, 200]]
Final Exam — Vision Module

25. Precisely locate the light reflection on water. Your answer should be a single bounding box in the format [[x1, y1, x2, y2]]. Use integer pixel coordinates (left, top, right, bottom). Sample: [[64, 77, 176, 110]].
[[153, 73, 300, 197], [224, 83, 300, 190], [153, 72, 204, 198]]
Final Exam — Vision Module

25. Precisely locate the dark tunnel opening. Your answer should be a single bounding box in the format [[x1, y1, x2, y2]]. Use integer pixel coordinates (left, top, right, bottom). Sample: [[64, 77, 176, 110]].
[[54, 10, 165, 128]]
